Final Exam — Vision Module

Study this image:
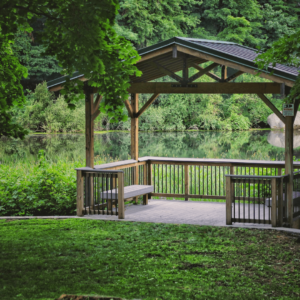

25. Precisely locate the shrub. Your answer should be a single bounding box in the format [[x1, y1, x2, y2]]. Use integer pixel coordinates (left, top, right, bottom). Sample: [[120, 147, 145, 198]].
[[0, 151, 81, 216]]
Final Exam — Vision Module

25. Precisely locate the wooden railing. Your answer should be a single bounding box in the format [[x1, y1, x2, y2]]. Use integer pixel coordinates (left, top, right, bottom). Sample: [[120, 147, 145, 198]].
[[95, 157, 300, 202], [225, 174, 288, 227], [76, 168, 125, 218]]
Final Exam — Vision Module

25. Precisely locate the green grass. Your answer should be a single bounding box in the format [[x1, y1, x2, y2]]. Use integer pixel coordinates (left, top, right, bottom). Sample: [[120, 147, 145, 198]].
[[1, 219, 300, 300]]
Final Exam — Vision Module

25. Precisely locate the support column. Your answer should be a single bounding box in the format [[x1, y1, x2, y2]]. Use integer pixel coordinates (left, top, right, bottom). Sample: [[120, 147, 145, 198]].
[[84, 84, 94, 211], [85, 84, 94, 168], [285, 115, 294, 225], [131, 93, 139, 203], [131, 93, 139, 160]]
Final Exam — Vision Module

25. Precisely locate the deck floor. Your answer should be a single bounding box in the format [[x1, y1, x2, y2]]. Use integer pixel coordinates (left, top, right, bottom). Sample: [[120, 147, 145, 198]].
[[84, 199, 273, 229]]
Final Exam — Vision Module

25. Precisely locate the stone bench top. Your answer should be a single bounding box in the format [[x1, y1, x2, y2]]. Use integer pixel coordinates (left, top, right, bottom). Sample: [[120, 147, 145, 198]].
[[101, 185, 154, 200]]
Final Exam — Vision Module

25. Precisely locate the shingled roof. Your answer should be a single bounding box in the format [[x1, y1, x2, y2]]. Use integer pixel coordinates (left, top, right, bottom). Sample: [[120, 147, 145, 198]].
[[47, 37, 299, 90]]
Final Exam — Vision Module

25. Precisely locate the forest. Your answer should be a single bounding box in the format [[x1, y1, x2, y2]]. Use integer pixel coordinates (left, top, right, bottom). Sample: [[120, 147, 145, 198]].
[[10, 0, 300, 133]]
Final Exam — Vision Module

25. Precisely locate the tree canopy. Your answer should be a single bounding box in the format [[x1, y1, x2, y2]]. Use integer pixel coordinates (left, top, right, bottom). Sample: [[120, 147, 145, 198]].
[[0, 0, 141, 138]]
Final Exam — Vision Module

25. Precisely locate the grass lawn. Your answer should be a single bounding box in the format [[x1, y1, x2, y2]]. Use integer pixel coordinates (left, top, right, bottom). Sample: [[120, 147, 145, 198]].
[[1, 219, 300, 300]]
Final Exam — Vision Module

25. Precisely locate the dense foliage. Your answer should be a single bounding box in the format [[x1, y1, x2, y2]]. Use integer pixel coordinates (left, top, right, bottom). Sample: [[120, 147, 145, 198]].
[[4, 0, 298, 133], [0, 0, 141, 138]]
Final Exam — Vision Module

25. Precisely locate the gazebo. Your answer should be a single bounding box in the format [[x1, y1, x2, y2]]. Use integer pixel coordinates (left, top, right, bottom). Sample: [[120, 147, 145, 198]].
[[47, 37, 300, 228]]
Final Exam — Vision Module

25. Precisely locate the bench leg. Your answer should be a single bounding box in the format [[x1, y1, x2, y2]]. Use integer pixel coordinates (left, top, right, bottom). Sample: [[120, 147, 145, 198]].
[[143, 194, 148, 205], [134, 196, 138, 204]]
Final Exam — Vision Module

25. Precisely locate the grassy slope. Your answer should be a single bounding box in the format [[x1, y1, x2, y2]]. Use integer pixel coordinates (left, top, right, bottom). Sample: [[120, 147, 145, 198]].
[[1, 219, 300, 300]]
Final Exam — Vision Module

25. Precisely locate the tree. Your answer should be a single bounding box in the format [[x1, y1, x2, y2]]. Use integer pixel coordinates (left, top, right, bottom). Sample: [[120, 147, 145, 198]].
[[0, 0, 141, 139], [11, 30, 62, 91], [255, 29, 300, 102]]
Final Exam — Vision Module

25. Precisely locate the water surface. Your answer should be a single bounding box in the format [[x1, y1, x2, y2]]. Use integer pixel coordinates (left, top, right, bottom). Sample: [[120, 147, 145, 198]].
[[1, 130, 299, 164]]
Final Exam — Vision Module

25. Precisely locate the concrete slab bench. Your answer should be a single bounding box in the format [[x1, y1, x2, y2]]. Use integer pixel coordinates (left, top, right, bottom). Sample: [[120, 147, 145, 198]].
[[101, 185, 153, 201]]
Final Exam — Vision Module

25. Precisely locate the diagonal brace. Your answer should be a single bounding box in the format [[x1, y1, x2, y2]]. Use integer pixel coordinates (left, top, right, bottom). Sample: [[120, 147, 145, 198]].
[[137, 93, 160, 118], [190, 62, 221, 82], [154, 61, 183, 82], [257, 94, 285, 124]]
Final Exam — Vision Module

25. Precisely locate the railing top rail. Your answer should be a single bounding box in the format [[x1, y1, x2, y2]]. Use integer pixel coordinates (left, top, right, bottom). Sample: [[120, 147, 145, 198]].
[[225, 174, 289, 180], [75, 167, 123, 174], [138, 156, 300, 167], [94, 159, 137, 169]]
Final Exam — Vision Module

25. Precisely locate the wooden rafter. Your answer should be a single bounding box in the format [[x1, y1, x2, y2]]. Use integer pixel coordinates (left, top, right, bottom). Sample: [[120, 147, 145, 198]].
[[257, 94, 285, 124], [221, 65, 227, 81], [190, 62, 221, 82], [176, 45, 295, 87], [225, 71, 244, 82], [137, 93, 160, 118], [154, 61, 183, 82], [128, 82, 281, 94], [188, 63, 219, 83]]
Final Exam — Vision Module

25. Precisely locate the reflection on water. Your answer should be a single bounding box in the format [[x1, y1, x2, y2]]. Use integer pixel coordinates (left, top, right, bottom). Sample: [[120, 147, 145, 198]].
[[1, 130, 300, 164], [267, 130, 300, 148]]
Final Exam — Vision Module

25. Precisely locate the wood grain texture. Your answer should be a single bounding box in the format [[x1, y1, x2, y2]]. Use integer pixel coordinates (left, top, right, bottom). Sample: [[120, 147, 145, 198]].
[[271, 178, 277, 227], [226, 176, 232, 225], [285, 116, 294, 225], [85, 90, 94, 168], [137, 93, 160, 118], [176, 45, 295, 87], [184, 164, 189, 201], [257, 94, 285, 124], [76, 170, 84, 216], [128, 82, 281, 94], [118, 172, 125, 219]]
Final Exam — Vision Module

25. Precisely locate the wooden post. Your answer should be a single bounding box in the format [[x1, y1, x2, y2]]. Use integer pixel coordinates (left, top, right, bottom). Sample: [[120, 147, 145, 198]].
[[118, 172, 125, 219], [285, 115, 294, 225], [76, 170, 84, 216], [131, 93, 139, 203], [147, 162, 152, 199], [221, 65, 227, 81], [278, 177, 283, 227], [84, 83, 94, 168], [184, 164, 189, 201], [226, 176, 232, 225], [271, 178, 277, 227]]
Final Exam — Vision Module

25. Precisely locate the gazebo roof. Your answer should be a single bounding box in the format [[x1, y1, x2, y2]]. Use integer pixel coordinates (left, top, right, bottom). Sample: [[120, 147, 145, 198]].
[[47, 37, 299, 91]]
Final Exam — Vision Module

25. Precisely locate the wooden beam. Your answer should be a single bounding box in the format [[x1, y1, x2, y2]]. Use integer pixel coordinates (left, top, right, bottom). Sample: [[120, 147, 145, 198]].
[[221, 65, 227, 81], [285, 116, 294, 225], [176, 45, 295, 87], [154, 61, 183, 82], [182, 54, 189, 82], [124, 99, 133, 118], [93, 94, 102, 114], [84, 84, 94, 168], [48, 76, 89, 92], [137, 46, 173, 63], [225, 71, 244, 82], [128, 82, 281, 94], [91, 94, 102, 121], [190, 62, 221, 82], [172, 45, 177, 58], [188, 62, 219, 83], [257, 94, 285, 124], [131, 94, 139, 160], [136, 93, 160, 118]]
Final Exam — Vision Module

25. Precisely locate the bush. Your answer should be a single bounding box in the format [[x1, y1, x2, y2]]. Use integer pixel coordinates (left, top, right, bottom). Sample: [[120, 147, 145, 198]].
[[0, 151, 81, 216]]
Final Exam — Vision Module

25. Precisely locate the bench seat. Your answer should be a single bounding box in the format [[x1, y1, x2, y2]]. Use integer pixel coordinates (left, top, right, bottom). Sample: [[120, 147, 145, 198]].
[[101, 185, 153, 200]]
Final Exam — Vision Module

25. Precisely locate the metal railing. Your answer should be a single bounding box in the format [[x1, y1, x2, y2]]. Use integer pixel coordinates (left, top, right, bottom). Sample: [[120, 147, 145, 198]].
[[225, 174, 288, 226]]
